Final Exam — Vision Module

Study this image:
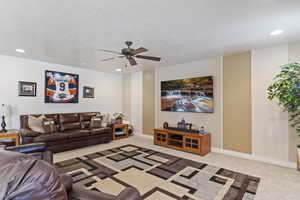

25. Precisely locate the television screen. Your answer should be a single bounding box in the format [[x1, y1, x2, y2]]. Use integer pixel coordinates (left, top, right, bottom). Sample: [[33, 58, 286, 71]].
[[161, 76, 213, 113]]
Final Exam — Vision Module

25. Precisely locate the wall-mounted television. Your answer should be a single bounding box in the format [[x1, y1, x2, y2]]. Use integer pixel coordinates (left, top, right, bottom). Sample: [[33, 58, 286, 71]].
[[161, 76, 213, 113]]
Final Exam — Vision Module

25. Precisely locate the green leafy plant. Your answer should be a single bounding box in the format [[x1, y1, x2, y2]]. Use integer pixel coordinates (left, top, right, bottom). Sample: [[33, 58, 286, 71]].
[[113, 113, 125, 119], [267, 63, 300, 136]]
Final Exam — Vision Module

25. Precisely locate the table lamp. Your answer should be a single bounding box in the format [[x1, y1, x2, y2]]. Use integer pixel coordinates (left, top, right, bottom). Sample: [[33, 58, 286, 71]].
[[0, 104, 10, 132]]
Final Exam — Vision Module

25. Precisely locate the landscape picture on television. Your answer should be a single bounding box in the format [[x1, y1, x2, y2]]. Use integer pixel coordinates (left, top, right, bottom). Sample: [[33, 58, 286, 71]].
[[161, 76, 213, 113]]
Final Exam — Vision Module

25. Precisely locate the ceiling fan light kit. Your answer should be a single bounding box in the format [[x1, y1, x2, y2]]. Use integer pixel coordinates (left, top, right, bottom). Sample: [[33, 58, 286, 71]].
[[98, 41, 161, 66]]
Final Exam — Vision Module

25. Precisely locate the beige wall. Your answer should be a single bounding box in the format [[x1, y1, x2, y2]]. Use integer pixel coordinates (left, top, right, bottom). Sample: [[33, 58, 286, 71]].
[[143, 70, 155, 135], [223, 52, 252, 154], [122, 74, 132, 121], [288, 42, 300, 162]]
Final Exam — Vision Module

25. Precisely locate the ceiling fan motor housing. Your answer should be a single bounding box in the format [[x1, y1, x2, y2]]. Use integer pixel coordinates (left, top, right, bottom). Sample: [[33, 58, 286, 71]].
[[122, 48, 135, 56]]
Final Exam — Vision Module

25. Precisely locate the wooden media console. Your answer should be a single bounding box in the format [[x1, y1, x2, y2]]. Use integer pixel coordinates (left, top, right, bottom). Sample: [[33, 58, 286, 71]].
[[154, 128, 211, 156]]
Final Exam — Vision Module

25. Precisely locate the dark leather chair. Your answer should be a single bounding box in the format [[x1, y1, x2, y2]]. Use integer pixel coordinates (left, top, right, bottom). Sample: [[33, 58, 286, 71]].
[[0, 150, 141, 200], [2, 142, 53, 164]]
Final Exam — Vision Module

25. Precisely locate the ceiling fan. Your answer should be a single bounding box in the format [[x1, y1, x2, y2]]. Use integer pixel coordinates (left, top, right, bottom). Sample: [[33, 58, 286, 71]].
[[98, 41, 161, 66]]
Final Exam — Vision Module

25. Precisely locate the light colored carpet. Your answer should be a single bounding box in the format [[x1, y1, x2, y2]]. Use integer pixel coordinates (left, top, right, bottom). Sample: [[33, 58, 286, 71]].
[[54, 136, 300, 200], [55, 144, 260, 199]]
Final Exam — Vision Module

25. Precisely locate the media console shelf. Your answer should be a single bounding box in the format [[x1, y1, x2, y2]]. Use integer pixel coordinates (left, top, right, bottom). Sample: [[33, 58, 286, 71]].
[[154, 128, 211, 156]]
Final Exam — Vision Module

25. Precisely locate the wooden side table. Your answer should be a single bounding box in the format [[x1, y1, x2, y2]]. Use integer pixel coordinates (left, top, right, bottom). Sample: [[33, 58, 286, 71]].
[[112, 124, 128, 140], [0, 130, 20, 146]]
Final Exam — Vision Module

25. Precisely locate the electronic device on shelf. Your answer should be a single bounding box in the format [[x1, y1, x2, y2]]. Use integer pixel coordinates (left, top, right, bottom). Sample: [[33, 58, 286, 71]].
[[166, 127, 200, 134]]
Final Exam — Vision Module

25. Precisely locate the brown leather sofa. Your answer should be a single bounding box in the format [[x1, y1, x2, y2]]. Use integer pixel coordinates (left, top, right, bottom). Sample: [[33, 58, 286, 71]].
[[20, 112, 112, 153], [0, 150, 141, 200]]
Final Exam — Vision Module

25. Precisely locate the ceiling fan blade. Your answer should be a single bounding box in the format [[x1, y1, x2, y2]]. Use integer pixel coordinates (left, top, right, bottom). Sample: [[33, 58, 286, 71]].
[[135, 55, 161, 61], [98, 49, 122, 55], [133, 47, 148, 55], [101, 56, 125, 62], [127, 57, 137, 66], [101, 57, 116, 62]]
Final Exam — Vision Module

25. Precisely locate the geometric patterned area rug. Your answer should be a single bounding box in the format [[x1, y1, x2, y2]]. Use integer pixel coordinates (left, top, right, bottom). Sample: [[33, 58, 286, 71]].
[[55, 144, 260, 200]]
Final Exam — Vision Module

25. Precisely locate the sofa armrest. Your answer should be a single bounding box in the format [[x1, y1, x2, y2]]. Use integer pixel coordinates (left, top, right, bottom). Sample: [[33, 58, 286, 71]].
[[20, 128, 40, 137], [60, 174, 73, 194], [29, 151, 53, 164], [6, 142, 47, 153], [5, 143, 53, 164], [115, 187, 141, 200], [106, 122, 113, 128], [0, 142, 6, 149]]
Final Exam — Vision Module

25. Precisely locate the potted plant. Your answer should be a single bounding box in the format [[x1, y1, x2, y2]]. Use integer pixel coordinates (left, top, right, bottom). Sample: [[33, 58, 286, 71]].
[[113, 113, 125, 124], [267, 63, 300, 170]]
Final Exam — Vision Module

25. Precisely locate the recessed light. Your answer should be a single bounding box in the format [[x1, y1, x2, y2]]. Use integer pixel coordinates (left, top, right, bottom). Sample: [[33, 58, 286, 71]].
[[115, 68, 122, 72], [270, 29, 284, 36], [16, 49, 25, 53]]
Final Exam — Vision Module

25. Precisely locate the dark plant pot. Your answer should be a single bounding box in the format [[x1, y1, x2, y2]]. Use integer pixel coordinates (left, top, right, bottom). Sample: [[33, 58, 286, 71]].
[[116, 118, 123, 124], [297, 145, 300, 171]]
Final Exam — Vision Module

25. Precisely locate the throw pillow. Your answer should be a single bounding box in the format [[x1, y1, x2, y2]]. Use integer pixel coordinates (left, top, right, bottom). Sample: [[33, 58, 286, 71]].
[[28, 115, 46, 133], [42, 118, 57, 134], [101, 113, 110, 127], [90, 116, 103, 128]]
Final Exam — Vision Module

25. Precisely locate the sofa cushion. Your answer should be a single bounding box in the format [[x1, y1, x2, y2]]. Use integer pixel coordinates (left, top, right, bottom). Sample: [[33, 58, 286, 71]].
[[42, 118, 57, 134], [33, 133, 68, 143], [79, 112, 99, 129], [90, 116, 103, 128], [59, 114, 81, 132], [90, 127, 110, 136], [44, 114, 59, 125], [64, 129, 90, 139], [59, 114, 79, 124], [81, 121, 90, 129], [79, 113, 99, 122], [60, 122, 81, 132]]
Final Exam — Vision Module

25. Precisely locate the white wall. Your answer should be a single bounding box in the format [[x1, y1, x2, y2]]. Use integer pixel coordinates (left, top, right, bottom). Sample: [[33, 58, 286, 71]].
[[122, 74, 132, 121], [131, 71, 143, 133], [155, 57, 223, 148], [0, 55, 122, 129], [251, 45, 289, 161]]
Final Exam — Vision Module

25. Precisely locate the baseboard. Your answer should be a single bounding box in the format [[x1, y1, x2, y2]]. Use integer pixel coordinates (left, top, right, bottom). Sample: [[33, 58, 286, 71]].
[[134, 132, 153, 139], [212, 147, 297, 169], [133, 133, 296, 169]]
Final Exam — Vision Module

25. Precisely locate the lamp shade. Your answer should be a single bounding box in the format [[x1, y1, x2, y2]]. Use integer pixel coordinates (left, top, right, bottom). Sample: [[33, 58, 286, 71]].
[[0, 104, 10, 117]]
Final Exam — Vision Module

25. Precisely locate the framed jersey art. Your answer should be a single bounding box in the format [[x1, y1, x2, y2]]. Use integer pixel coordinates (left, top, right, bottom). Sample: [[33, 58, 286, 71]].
[[45, 70, 79, 103]]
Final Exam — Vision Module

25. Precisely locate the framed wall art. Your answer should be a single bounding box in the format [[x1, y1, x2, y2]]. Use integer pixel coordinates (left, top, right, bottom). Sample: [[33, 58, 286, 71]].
[[83, 86, 95, 98], [161, 76, 214, 113], [45, 70, 79, 103], [18, 81, 37, 97]]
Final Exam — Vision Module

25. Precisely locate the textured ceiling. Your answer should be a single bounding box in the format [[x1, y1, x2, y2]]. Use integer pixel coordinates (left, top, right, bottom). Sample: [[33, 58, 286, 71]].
[[0, 0, 300, 73]]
